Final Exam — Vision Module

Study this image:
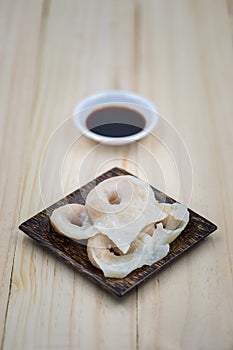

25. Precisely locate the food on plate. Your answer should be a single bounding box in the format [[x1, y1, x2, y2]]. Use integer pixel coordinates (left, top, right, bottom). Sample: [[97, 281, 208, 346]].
[[85, 175, 166, 253], [158, 202, 190, 243], [50, 203, 97, 240], [50, 175, 190, 278], [87, 232, 169, 278]]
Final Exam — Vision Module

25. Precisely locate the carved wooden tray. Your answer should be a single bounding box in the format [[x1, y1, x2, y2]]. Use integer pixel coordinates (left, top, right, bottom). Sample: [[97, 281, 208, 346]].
[[19, 167, 217, 297]]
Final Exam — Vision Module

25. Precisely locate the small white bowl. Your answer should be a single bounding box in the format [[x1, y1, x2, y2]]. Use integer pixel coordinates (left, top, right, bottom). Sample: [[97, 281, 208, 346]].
[[72, 90, 159, 146]]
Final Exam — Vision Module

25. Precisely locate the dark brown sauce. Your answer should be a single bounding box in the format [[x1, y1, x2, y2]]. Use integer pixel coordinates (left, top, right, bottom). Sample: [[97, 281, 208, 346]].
[[86, 106, 145, 137]]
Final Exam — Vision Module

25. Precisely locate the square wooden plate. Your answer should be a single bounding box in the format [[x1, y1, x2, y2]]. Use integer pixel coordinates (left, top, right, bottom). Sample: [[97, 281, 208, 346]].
[[19, 167, 217, 297]]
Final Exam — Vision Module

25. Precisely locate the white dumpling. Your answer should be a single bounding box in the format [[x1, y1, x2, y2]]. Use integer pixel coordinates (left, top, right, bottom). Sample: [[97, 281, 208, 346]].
[[86, 175, 167, 253], [87, 231, 169, 278], [50, 204, 98, 240], [155, 202, 190, 244]]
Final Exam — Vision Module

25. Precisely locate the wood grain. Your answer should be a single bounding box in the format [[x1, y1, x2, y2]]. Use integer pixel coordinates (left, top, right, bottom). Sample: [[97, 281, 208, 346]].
[[0, 0, 232, 349], [0, 0, 43, 346]]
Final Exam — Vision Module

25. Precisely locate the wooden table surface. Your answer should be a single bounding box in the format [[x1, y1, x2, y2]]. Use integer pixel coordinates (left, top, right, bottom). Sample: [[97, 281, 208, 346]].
[[1, 1, 233, 349]]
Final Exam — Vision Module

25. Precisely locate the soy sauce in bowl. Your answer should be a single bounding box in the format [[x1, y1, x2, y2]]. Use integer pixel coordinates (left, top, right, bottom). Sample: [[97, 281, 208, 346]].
[[86, 106, 146, 138]]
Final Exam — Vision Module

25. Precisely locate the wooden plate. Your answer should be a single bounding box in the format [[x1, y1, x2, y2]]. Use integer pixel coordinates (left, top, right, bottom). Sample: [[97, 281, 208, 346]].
[[19, 167, 217, 297]]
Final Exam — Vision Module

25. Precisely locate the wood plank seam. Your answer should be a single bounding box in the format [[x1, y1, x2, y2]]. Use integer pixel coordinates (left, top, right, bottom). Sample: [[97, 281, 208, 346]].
[[1, 250, 16, 350]]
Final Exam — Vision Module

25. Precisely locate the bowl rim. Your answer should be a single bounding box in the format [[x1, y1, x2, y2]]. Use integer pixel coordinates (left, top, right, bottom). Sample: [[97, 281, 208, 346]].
[[72, 90, 159, 145]]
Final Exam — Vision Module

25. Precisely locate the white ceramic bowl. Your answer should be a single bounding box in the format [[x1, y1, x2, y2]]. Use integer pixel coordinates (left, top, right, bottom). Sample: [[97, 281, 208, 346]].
[[72, 90, 159, 145]]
